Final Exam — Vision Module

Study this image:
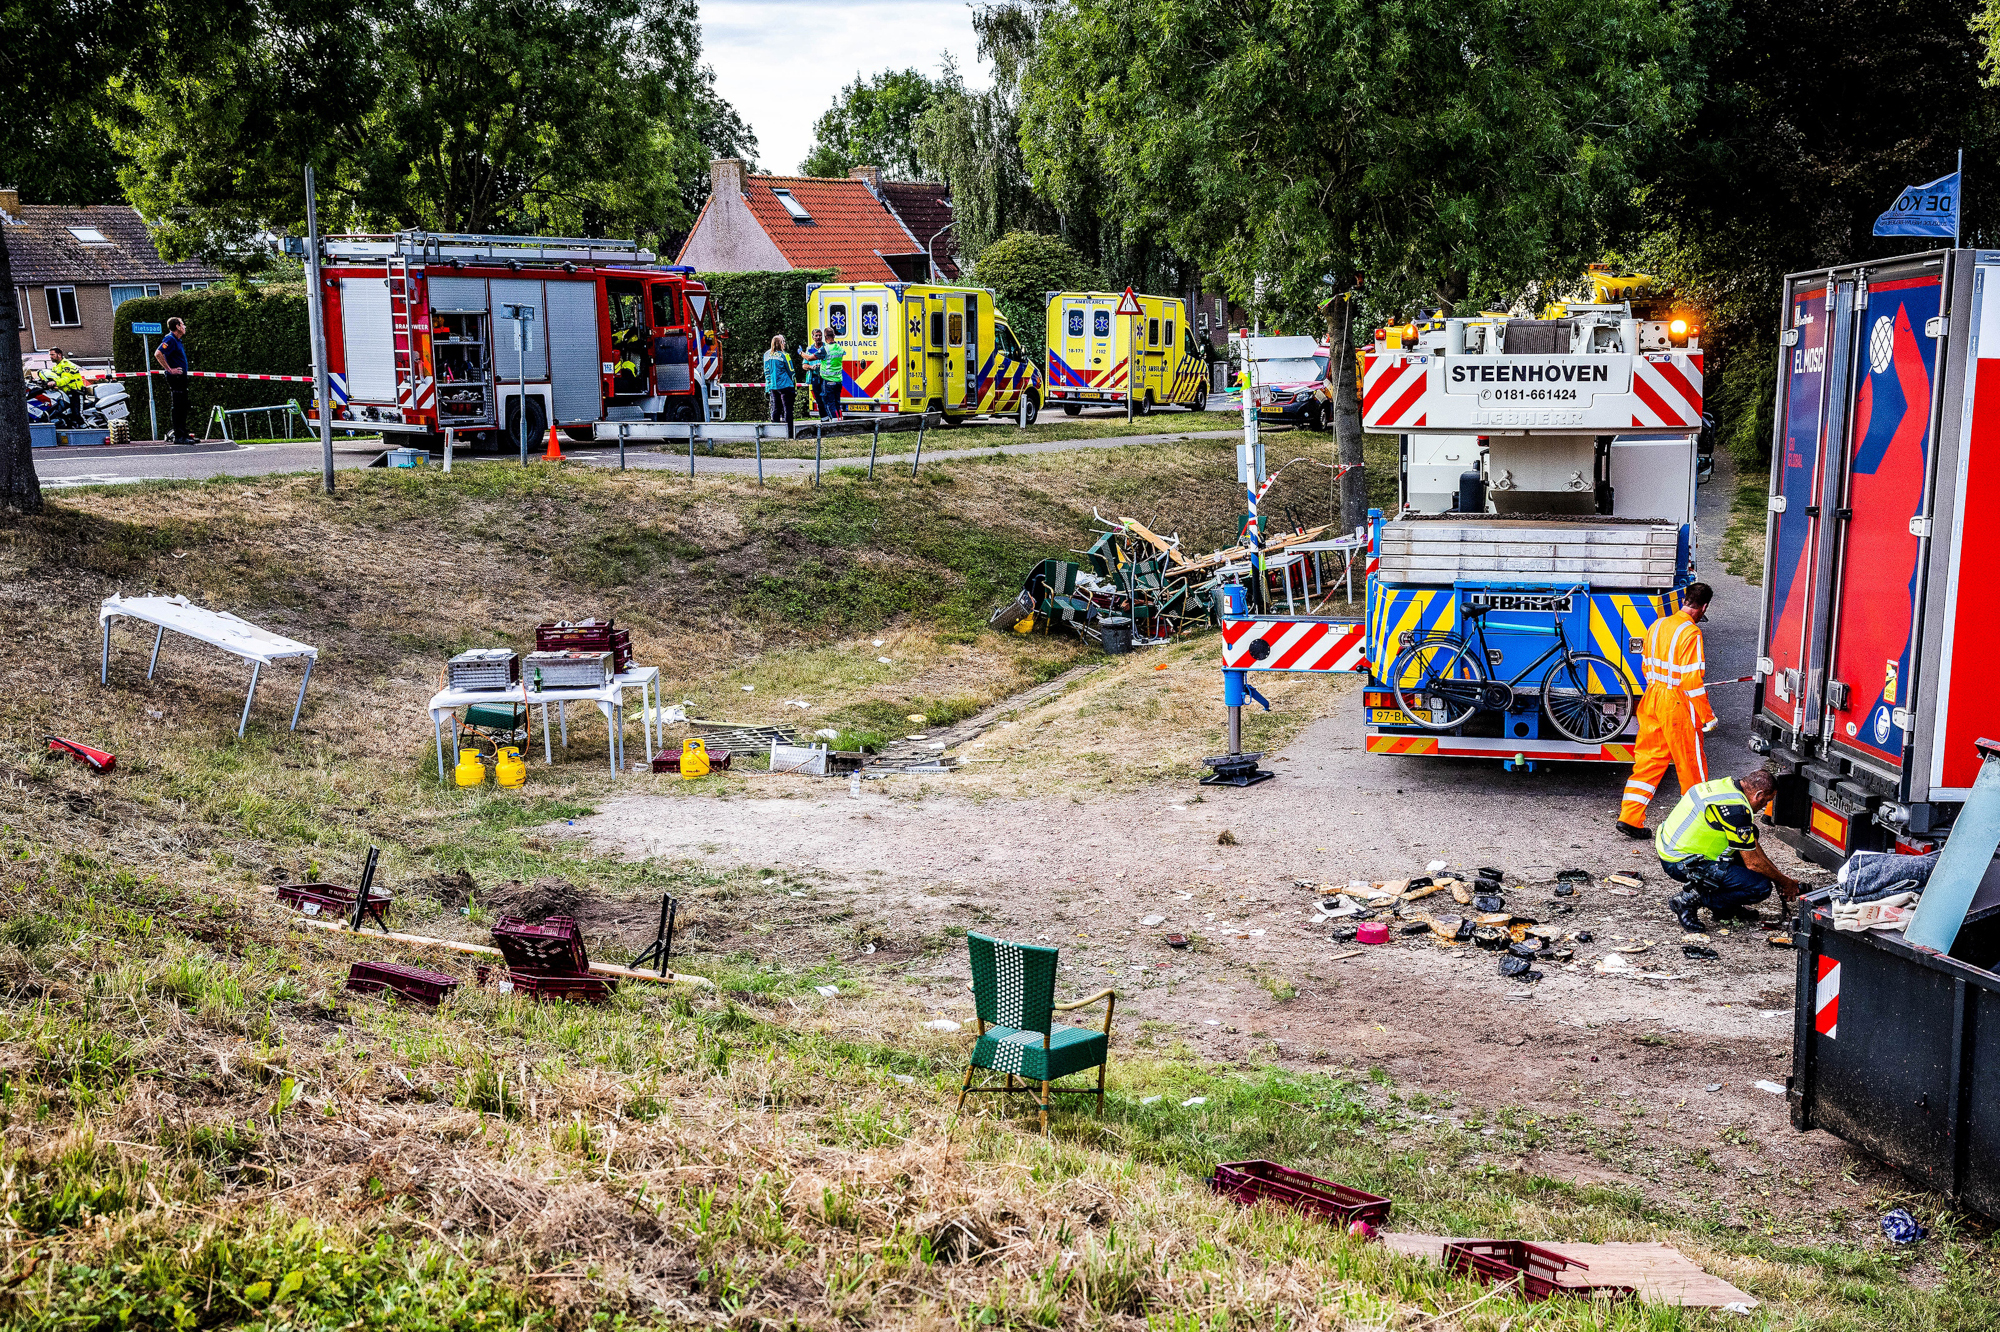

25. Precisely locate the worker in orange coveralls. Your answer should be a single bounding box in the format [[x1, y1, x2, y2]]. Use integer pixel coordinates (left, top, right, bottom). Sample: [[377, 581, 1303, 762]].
[[1617, 583, 1716, 837]]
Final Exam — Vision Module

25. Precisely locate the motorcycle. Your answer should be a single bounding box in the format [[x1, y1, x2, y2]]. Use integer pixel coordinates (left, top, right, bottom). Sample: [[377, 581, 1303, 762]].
[[27, 373, 115, 430]]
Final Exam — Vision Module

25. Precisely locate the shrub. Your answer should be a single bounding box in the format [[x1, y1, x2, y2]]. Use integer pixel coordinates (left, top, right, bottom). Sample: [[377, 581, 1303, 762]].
[[699, 268, 836, 419], [968, 232, 1103, 366], [110, 284, 311, 437]]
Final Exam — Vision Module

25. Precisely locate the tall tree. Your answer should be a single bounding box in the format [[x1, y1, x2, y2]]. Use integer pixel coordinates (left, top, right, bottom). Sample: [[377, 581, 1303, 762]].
[[799, 68, 945, 178], [1019, 0, 1700, 531], [106, 0, 719, 263]]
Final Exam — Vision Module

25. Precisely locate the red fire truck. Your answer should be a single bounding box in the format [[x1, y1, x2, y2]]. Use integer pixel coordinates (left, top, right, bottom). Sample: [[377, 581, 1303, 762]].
[[1752, 248, 2000, 864], [309, 231, 724, 447]]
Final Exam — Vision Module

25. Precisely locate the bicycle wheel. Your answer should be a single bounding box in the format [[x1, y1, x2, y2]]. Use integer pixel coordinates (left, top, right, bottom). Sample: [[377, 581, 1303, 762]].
[[1540, 652, 1636, 744], [1389, 638, 1484, 731]]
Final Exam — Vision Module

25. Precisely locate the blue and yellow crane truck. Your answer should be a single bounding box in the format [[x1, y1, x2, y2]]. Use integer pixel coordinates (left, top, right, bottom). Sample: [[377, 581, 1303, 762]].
[[1206, 299, 1708, 784]]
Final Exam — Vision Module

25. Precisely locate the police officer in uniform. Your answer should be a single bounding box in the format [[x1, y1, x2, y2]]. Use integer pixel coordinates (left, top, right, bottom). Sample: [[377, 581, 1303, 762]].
[[1654, 769, 1802, 932]]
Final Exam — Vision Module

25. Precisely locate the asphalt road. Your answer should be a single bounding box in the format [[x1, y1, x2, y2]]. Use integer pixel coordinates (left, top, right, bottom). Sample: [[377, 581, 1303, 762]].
[[32, 420, 1246, 489]]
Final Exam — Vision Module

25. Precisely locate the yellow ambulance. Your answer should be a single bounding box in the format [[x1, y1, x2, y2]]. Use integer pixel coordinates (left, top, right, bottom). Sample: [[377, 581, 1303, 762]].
[[1044, 291, 1209, 415], [805, 282, 1041, 425]]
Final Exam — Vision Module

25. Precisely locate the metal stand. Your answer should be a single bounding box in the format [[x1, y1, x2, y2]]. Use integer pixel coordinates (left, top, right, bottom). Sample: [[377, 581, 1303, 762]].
[[618, 421, 628, 471], [911, 417, 925, 476], [1201, 668, 1274, 786], [868, 420, 880, 477], [754, 424, 764, 485], [348, 846, 388, 933], [689, 424, 698, 476], [815, 423, 823, 486], [628, 893, 680, 977]]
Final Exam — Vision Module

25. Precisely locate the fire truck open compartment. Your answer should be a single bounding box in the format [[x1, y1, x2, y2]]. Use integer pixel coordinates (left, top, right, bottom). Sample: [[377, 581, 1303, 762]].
[[1753, 249, 2000, 865], [313, 232, 722, 447]]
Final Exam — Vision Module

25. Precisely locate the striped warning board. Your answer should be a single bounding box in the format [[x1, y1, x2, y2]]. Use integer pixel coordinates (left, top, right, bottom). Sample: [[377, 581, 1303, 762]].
[[1815, 956, 1840, 1039], [1221, 616, 1368, 673], [1364, 733, 1637, 763]]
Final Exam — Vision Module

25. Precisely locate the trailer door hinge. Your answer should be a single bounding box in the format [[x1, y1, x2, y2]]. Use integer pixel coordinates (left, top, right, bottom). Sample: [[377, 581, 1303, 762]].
[[1926, 316, 1947, 339], [1781, 329, 1800, 347], [1909, 515, 1932, 538], [1756, 656, 1775, 677], [1827, 680, 1852, 711], [1769, 494, 1788, 513], [1893, 707, 1914, 730]]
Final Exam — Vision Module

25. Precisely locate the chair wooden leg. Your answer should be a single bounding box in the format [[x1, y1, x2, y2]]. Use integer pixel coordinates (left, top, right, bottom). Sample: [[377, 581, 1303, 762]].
[[957, 1063, 975, 1111], [1096, 1062, 1107, 1115], [1040, 1081, 1051, 1134]]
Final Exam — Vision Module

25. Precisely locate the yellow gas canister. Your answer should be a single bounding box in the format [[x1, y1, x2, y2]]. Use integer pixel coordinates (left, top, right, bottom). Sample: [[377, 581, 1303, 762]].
[[494, 746, 527, 788], [454, 747, 487, 787], [679, 737, 711, 779]]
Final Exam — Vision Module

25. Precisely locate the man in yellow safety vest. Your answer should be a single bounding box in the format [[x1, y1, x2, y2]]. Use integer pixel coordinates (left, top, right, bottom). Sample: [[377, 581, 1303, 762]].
[[1655, 770, 1801, 932]]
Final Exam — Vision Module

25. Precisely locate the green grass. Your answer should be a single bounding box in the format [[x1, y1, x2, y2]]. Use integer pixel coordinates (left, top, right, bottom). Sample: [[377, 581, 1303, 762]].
[[677, 409, 1239, 459]]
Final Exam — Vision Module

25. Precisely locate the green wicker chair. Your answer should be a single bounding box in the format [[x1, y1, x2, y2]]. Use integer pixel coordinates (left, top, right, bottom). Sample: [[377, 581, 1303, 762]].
[[460, 701, 529, 754], [958, 932, 1116, 1132]]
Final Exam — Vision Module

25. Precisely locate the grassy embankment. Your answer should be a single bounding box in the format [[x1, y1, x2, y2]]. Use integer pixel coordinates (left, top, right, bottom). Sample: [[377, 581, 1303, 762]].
[[3, 440, 1982, 1329]]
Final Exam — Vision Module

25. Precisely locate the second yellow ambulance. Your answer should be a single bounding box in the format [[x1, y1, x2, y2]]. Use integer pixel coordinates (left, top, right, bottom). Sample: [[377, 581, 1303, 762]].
[[1044, 290, 1208, 415]]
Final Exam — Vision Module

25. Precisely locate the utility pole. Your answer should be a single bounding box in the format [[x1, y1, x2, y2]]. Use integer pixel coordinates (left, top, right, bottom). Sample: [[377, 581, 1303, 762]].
[[304, 165, 334, 494]]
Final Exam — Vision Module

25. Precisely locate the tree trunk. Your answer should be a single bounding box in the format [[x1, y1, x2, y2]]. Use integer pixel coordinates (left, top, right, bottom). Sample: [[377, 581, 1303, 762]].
[[1329, 294, 1366, 534], [0, 225, 45, 514]]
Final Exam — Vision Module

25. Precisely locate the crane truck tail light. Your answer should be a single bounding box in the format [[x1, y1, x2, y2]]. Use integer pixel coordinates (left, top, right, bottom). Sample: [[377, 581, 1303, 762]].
[[1669, 317, 1690, 347]]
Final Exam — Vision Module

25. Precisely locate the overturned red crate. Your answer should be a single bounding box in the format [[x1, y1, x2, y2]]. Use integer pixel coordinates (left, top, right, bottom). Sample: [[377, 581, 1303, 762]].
[[278, 882, 391, 918], [1210, 1160, 1392, 1228], [345, 961, 459, 1006], [500, 968, 618, 1003], [1442, 1240, 1633, 1302], [535, 619, 633, 673], [492, 914, 589, 972], [651, 748, 731, 774]]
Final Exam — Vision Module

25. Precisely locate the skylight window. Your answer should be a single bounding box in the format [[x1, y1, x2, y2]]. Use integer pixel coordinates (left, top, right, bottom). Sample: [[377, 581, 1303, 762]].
[[67, 227, 111, 244], [770, 188, 812, 222]]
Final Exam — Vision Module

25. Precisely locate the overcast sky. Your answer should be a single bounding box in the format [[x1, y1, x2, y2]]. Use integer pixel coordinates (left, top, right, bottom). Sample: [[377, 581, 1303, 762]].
[[699, 1, 989, 177]]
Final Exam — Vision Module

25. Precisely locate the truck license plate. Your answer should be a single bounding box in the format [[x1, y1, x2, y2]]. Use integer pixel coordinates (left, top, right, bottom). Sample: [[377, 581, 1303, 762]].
[[1370, 707, 1429, 726]]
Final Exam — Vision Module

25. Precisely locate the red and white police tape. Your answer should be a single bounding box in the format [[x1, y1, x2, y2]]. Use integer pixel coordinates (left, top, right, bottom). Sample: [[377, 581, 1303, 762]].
[[104, 369, 317, 384]]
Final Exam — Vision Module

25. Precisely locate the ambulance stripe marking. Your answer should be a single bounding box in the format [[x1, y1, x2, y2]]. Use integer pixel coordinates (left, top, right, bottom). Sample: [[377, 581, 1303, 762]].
[[1815, 957, 1839, 1038]]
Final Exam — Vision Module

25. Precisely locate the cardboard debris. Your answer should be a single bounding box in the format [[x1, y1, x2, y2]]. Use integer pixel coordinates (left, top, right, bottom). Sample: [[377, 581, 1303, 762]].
[[1379, 1235, 1757, 1309]]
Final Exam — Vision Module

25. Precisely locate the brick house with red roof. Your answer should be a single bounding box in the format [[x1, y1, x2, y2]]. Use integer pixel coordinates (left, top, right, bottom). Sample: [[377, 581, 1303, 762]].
[[5, 189, 223, 367], [676, 160, 960, 283]]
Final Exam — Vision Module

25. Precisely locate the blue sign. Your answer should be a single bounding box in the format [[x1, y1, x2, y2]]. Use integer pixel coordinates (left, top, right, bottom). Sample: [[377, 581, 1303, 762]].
[[129, 321, 163, 335], [1874, 171, 1960, 238]]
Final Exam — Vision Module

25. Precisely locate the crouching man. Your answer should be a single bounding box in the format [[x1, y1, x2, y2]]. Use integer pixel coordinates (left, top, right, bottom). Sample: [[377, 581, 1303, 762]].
[[1655, 770, 1802, 933]]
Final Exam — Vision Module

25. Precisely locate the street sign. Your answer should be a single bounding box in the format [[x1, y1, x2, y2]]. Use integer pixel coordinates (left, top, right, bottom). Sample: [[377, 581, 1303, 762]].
[[1115, 287, 1142, 317], [688, 292, 709, 322], [130, 321, 163, 335]]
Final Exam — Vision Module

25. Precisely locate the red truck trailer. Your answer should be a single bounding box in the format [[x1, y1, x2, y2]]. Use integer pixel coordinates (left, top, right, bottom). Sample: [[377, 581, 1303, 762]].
[[309, 232, 724, 447], [1752, 248, 2000, 864]]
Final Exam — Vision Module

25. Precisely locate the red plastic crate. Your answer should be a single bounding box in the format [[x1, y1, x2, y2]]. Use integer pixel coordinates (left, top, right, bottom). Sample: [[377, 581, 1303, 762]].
[[346, 961, 459, 1006], [1441, 1240, 1632, 1302], [277, 882, 391, 918], [535, 620, 633, 673], [491, 914, 589, 973], [1209, 1160, 1392, 1227], [501, 967, 617, 1003], [651, 748, 731, 773]]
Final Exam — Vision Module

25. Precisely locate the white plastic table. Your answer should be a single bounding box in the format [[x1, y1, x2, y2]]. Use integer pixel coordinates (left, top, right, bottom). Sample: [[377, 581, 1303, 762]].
[[425, 666, 661, 780], [99, 594, 318, 736]]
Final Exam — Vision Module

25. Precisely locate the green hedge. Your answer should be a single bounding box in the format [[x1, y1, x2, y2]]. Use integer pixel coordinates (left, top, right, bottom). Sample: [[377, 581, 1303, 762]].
[[699, 268, 836, 420], [111, 284, 311, 437]]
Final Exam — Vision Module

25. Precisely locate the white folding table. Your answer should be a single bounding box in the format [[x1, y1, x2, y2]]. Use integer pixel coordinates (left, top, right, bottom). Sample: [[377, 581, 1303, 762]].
[[99, 594, 318, 736], [426, 665, 661, 781]]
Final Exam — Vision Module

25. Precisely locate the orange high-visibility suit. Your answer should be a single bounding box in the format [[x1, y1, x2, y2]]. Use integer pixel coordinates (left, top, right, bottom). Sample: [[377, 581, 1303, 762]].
[[1619, 607, 1715, 828]]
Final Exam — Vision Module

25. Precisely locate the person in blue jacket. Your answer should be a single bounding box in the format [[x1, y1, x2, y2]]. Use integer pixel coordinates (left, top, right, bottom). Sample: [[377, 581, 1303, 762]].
[[763, 334, 796, 437]]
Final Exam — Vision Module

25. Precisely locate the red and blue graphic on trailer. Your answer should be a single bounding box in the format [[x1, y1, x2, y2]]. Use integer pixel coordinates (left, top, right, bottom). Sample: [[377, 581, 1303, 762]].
[[1763, 283, 1830, 734], [1827, 275, 1940, 771]]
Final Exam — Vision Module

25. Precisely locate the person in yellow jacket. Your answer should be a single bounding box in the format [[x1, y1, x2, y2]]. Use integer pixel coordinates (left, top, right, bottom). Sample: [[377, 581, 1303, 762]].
[[1617, 582, 1716, 837], [1655, 770, 1801, 932], [43, 347, 88, 425]]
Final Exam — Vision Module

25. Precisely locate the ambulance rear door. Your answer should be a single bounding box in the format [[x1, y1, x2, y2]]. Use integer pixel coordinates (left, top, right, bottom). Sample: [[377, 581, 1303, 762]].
[[941, 293, 970, 413], [1089, 297, 1119, 400], [1819, 254, 1950, 782], [1053, 295, 1089, 395], [902, 289, 926, 409]]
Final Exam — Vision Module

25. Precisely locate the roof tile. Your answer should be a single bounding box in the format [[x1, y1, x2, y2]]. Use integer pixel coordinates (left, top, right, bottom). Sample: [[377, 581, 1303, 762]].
[[2, 205, 224, 286], [738, 175, 925, 282]]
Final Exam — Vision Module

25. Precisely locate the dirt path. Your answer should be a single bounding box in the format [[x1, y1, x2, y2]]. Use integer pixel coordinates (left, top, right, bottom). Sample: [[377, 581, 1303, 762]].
[[567, 460, 1902, 1237]]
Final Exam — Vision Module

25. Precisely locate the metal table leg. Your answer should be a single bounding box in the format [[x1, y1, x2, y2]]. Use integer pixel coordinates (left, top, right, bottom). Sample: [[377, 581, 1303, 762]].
[[289, 658, 314, 729], [559, 701, 568, 748], [541, 703, 553, 764], [147, 625, 166, 679], [434, 713, 446, 781], [238, 661, 262, 736], [101, 619, 111, 684]]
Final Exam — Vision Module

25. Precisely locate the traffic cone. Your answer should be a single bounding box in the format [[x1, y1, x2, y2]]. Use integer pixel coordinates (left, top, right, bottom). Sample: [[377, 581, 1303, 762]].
[[544, 422, 565, 462]]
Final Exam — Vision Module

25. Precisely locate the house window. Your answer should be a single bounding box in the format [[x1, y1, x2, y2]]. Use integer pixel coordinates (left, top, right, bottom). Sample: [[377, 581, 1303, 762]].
[[1067, 310, 1083, 337], [826, 304, 847, 337], [44, 287, 80, 326], [770, 188, 812, 222], [67, 227, 110, 245], [860, 303, 879, 337], [110, 284, 160, 310], [181, 281, 211, 291]]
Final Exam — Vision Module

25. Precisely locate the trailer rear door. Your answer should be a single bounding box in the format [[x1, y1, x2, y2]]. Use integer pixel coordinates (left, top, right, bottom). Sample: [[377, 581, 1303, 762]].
[[1821, 262, 1946, 777], [1918, 260, 2000, 798]]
